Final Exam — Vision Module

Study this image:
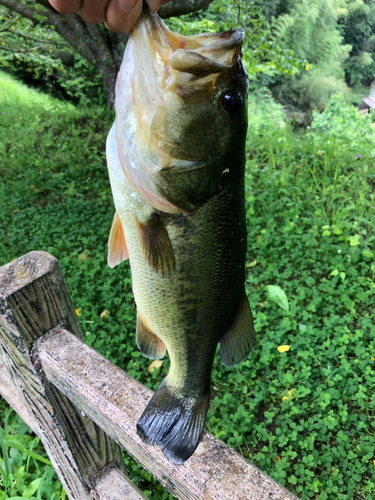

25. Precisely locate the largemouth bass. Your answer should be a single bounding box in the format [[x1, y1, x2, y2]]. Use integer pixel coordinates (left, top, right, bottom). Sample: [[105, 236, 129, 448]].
[[106, 7, 255, 465]]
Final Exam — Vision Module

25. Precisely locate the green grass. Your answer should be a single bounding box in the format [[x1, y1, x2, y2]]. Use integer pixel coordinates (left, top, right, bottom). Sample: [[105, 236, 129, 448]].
[[1, 72, 375, 499], [0, 400, 65, 500]]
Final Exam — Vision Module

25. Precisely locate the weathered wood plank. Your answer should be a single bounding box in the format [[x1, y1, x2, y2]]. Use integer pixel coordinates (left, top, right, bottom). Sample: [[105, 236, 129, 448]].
[[0, 356, 39, 435], [91, 468, 147, 500], [0, 252, 126, 500], [38, 329, 299, 500]]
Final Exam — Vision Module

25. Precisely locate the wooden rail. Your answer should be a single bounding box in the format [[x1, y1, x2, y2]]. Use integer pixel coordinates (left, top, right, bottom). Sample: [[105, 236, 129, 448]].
[[0, 251, 298, 500]]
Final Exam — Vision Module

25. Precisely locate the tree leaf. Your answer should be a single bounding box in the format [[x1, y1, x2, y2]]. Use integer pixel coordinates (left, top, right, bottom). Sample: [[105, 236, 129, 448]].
[[267, 285, 289, 311]]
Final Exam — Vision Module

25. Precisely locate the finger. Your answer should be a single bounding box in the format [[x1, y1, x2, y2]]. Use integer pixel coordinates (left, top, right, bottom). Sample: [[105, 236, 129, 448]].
[[79, 0, 108, 24], [48, 0, 82, 15], [105, 0, 142, 33], [146, 0, 171, 14]]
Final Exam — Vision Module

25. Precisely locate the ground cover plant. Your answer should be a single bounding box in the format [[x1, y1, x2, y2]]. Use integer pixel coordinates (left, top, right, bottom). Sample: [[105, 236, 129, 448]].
[[0, 399, 66, 500], [1, 70, 375, 500]]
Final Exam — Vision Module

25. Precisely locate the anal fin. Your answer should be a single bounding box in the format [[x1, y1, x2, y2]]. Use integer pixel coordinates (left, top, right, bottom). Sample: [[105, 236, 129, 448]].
[[137, 213, 175, 273], [136, 314, 166, 360], [108, 211, 128, 268], [220, 294, 256, 367]]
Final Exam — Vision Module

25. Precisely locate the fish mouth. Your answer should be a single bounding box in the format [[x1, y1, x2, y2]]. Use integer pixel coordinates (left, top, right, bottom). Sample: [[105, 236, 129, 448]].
[[135, 11, 244, 78], [169, 31, 244, 77]]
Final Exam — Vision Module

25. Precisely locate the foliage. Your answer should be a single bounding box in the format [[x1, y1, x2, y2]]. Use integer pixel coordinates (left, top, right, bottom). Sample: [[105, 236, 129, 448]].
[[309, 93, 375, 158], [0, 6, 105, 105], [1, 70, 375, 500], [246, 88, 287, 135], [270, 0, 351, 118], [0, 400, 66, 499], [339, 0, 375, 87]]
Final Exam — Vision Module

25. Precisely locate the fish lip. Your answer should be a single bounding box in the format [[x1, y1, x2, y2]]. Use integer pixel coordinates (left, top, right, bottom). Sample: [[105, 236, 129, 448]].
[[179, 28, 245, 56], [192, 29, 244, 63], [215, 29, 245, 49]]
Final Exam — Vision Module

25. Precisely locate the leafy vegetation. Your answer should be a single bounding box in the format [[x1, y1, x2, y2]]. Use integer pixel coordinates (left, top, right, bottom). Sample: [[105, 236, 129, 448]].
[[0, 400, 65, 500], [0, 5, 105, 106], [340, 0, 375, 87], [270, 0, 350, 118], [1, 57, 375, 500]]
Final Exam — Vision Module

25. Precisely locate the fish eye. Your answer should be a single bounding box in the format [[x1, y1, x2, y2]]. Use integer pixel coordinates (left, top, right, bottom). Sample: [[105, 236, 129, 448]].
[[222, 90, 243, 114]]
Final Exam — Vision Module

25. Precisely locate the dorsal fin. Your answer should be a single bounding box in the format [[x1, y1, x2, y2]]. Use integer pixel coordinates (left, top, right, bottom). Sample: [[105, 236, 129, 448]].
[[108, 211, 128, 269]]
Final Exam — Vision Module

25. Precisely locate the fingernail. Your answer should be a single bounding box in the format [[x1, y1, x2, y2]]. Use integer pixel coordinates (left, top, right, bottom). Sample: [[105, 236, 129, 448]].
[[118, 0, 138, 12], [146, 0, 161, 13]]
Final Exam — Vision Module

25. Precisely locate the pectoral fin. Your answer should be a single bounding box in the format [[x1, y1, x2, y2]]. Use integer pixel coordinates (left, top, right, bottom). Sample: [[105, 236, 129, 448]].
[[136, 314, 166, 360], [108, 211, 128, 269], [220, 294, 256, 367], [137, 213, 175, 273]]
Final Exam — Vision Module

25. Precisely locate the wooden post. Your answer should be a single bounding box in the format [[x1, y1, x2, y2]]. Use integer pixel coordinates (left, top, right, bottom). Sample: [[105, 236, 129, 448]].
[[91, 468, 149, 500], [0, 356, 39, 434], [0, 251, 136, 500]]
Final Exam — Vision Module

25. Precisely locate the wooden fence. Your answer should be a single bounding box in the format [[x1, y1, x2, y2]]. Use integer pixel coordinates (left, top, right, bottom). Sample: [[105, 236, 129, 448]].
[[0, 251, 298, 500]]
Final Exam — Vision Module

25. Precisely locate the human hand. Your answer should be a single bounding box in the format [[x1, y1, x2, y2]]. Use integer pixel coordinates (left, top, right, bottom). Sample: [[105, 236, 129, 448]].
[[48, 0, 172, 33]]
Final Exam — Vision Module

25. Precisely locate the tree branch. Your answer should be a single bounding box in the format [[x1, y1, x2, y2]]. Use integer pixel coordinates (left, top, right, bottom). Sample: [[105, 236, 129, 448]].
[[107, 31, 129, 71], [159, 0, 214, 18], [0, 13, 21, 32], [0, 0, 99, 65], [34, 0, 57, 12], [4, 29, 68, 46], [81, 20, 117, 107], [83, 20, 114, 65], [0, 43, 46, 52], [48, 13, 98, 65], [0, 0, 46, 24]]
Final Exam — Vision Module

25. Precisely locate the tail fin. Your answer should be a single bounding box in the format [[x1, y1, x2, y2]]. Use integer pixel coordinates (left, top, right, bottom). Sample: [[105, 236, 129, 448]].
[[137, 380, 210, 465]]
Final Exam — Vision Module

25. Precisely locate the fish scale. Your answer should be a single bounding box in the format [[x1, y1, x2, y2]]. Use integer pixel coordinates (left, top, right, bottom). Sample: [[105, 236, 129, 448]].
[[106, 7, 255, 464]]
